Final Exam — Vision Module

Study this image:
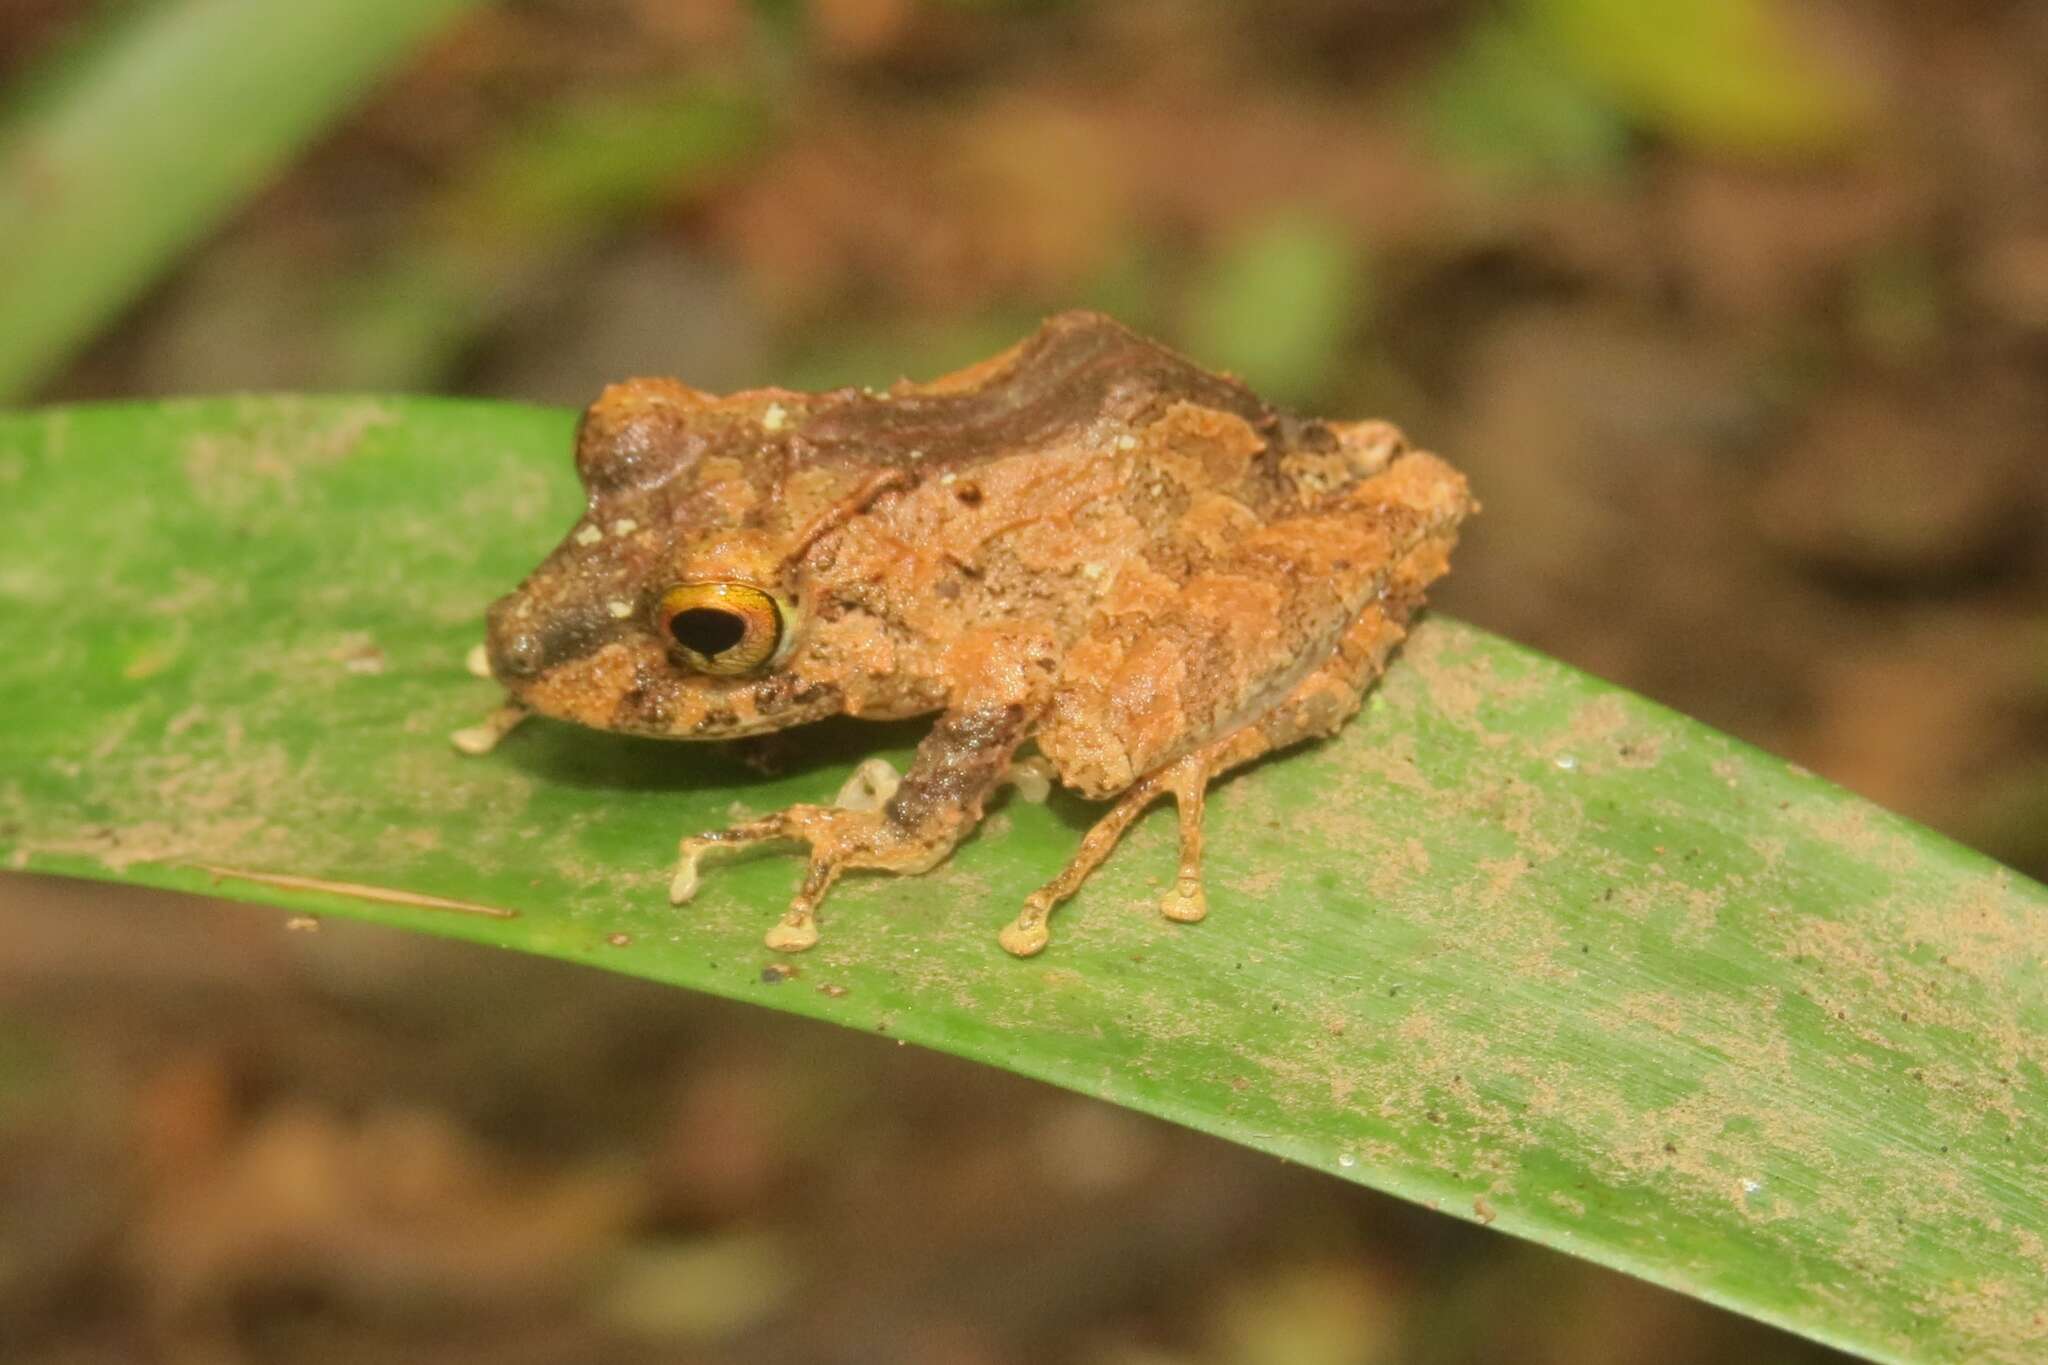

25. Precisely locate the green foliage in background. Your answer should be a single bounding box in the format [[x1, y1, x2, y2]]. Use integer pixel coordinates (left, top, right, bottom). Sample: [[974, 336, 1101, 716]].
[[1420, 13, 1635, 183], [1184, 212, 1366, 407], [1529, 0, 1866, 158], [1423, 0, 1867, 178], [0, 0, 1879, 409], [2, 400, 2043, 1365], [0, 0, 486, 401], [334, 82, 772, 390]]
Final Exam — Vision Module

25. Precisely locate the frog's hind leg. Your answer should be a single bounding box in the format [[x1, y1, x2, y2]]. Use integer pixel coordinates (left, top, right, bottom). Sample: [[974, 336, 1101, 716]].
[[1000, 736, 1252, 956], [1000, 522, 1455, 958], [1156, 758, 1212, 925], [1001, 756, 1193, 957]]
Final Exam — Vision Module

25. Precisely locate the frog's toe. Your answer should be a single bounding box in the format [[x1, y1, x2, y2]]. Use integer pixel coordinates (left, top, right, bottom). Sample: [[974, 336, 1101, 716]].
[[669, 809, 814, 905], [764, 907, 821, 952], [998, 901, 1053, 957], [832, 757, 902, 812], [1159, 871, 1207, 923], [764, 841, 864, 952], [450, 700, 529, 756], [669, 830, 759, 905], [1001, 754, 1056, 804], [669, 845, 707, 904]]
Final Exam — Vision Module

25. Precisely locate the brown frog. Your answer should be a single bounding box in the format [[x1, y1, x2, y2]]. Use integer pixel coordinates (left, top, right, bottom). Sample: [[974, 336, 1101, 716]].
[[463, 312, 1473, 956]]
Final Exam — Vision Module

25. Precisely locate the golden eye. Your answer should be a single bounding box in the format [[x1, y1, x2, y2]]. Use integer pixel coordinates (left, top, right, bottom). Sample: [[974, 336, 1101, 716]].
[[654, 582, 786, 676]]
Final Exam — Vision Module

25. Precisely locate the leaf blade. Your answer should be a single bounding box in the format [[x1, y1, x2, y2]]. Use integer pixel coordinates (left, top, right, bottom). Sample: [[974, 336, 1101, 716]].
[[0, 0, 486, 400], [0, 398, 2042, 1363]]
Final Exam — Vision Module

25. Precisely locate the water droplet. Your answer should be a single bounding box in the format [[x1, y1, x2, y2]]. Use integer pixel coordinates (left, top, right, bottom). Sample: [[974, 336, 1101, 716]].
[[1337, 1152, 1358, 1169], [1554, 754, 1580, 772]]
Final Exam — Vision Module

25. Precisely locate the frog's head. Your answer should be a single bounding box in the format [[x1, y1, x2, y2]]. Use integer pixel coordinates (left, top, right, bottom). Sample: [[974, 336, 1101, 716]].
[[482, 380, 847, 739]]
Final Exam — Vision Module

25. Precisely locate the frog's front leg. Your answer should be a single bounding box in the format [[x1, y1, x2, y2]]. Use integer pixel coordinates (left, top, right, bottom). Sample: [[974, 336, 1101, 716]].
[[673, 701, 1035, 952]]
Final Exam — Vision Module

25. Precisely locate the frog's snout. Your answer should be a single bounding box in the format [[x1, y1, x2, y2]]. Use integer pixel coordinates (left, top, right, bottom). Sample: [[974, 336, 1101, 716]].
[[483, 593, 551, 682], [483, 586, 629, 690], [487, 625, 545, 680]]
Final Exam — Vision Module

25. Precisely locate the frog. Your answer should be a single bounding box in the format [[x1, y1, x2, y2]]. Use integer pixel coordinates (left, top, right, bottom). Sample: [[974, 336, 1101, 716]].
[[463, 311, 1473, 956]]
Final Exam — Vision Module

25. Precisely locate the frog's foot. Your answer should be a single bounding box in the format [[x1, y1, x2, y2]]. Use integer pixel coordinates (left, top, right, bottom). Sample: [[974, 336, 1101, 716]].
[[832, 757, 902, 812], [680, 701, 1035, 952], [998, 753, 1209, 957], [452, 642, 529, 755], [834, 753, 1050, 813], [450, 700, 530, 756], [672, 803, 950, 953], [1000, 753, 1056, 804]]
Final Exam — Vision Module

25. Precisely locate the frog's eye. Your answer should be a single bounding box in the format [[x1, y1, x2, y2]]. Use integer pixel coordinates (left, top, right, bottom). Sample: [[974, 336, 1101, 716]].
[[654, 582, 787, 676]]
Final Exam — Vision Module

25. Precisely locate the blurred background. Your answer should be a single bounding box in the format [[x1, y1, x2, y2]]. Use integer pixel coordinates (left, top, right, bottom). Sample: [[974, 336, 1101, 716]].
[[2, 0, 2044, 1361]]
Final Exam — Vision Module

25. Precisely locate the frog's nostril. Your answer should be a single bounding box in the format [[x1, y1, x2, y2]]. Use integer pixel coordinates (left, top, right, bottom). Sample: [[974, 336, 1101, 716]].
[[489, 628, 546, 680]]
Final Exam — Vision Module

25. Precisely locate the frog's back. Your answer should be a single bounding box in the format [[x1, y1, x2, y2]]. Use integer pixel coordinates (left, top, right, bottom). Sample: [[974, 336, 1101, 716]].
[[831, 320, 1473, 798], [804, 312, 1408, 546], [796, 311, 1273, 477]]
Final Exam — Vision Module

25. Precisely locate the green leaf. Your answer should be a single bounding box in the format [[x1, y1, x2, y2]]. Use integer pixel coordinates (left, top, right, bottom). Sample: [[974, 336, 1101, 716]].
[[1184, 211, 1367, 407], [0, 0, 488, 401], [1522, 0, 1868, 160], [1418, 13, 1636, 183], [332, 82, 773, 390], [2, 399, 2043, 1364]]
